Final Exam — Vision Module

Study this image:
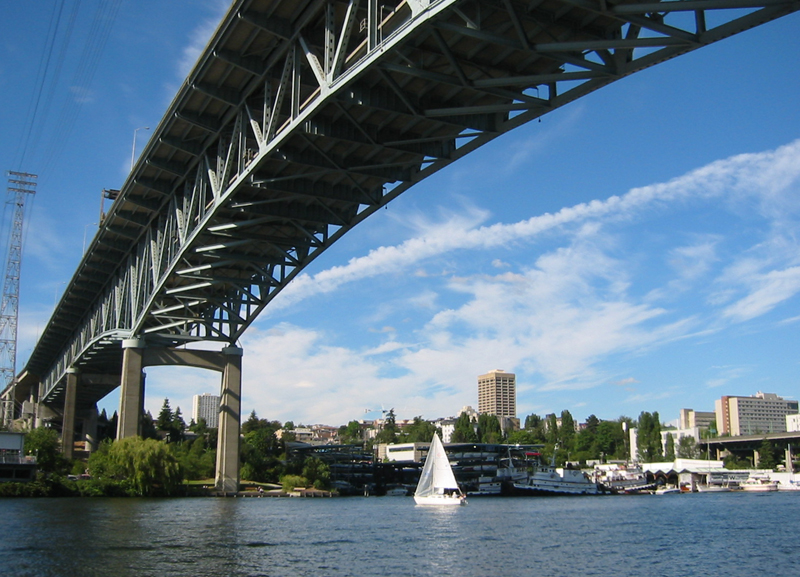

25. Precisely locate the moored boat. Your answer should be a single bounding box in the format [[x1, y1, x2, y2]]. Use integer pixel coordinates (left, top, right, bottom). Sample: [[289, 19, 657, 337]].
[[654, 485, 681, 495], [511, 449, 601, 496], [697, 484, 731, 493], [740, 476, 778, 492]]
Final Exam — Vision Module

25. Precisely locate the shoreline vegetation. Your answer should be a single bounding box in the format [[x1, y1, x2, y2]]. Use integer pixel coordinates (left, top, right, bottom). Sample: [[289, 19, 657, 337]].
[[3, 404, 785, 498]]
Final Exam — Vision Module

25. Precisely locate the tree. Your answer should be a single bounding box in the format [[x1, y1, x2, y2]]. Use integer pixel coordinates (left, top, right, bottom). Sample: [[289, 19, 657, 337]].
[[478, 414, 503, 444], [399, 417, 438, 443], [757, 439, 778, 470], [524, 414, 542, 430], [595, 420, 626, 460], [522, 414, 546, 443], [24, 427, 66, 473], [664, 434, 676, 462], [374, 409, 398, 444], [636, 411, 663, 462], [302, 456, 330, 489], [88, 437, 183, 496], [156, 398, 174, 431], [240, 416, 284, 483], [172, 407, 187, 441], [545, 414, 558, 446], [338, 420, 363, 445], [574, 415, 600, 460], [677, 436, 699, 459], [559, 410, 576, 454], [450, 412, 477, 443], [506, 429, 541, 445]]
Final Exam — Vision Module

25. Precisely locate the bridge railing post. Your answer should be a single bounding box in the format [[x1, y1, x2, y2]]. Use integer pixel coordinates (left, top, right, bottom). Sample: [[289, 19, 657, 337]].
[[216, 346, 243, 494]]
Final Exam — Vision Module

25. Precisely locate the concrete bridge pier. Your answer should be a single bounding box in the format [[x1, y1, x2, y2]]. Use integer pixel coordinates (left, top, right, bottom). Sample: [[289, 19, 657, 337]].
[[114, 338, 244, 492], [82, 405, 99, 453], [117, 338, 146, 439], [216, 346, 243, 493], [61, 368, 79, 460]]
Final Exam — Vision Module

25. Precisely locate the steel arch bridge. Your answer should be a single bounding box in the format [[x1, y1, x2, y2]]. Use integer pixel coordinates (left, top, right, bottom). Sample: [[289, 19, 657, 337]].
[[3, 0, 798, 488]]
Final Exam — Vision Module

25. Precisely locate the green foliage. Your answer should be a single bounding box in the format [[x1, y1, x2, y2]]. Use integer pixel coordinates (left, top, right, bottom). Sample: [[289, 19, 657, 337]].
[[664, 434, 676, 461], [281, 474, 308, 492], [559, 410, 576, 453], [173, 436, 216, 480], [154, 398, 187, 443], [477, 414, 503, 444], [677, 436, 699, 459], [506, 429, 541, 445], [239, 412, 284, 483], [450, 412, 478, 443], [758, 439, 778, 470], [87, 437, 183, 496], [398, 417, 438, 443], [302, 456, 330, 489], [374, 409, 398, 444], [338, 420, 363, 445], [724, 453, 752, 469], [545, 414, 558, 446], [157, 398, 173, 430], [24, 427, 68, 474], [636, 411, 663, 462]]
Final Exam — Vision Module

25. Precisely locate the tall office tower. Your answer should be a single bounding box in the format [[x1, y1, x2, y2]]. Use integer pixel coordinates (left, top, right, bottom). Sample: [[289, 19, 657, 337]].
[[478, 369, 516, 418], [192, 393, 220, 428], [715, 391, 799, 436]]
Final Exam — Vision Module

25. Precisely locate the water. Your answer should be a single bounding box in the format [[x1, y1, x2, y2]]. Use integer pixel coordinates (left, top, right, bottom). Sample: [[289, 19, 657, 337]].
[[1, 492, 798, 577]]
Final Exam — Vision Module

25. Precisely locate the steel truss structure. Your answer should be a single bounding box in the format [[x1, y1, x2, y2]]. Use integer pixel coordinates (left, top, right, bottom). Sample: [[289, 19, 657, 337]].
[[1, 172, 36, 425], [18, 0, 799, 407]]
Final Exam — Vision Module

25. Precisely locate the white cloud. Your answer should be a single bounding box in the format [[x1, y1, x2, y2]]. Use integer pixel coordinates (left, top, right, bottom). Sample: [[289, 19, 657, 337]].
[[269, 140, 800, 318], [139, 139, 800, 424], [722, 266, 800, 322]]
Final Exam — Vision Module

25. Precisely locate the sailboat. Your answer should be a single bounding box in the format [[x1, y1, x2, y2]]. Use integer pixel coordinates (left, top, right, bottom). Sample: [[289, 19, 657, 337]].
[[414, 433, 467, 506]]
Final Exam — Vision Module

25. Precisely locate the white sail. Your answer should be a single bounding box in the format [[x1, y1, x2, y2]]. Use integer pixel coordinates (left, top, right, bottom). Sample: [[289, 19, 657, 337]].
[[414, 434, 465, 505]]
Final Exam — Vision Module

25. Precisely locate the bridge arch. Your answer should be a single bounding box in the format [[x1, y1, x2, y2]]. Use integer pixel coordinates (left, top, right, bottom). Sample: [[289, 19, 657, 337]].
[[5, 0, 799, 491]]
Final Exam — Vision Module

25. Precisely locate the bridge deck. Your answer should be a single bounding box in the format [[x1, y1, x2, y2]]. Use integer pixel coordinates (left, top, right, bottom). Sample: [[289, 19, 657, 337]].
[[8, 0, 799, 409]]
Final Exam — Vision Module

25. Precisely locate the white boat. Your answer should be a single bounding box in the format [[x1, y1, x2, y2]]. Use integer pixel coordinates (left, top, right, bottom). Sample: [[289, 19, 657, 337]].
[[740, 476, 778, 492], [468, 450, 530, 496], [384, 485, 409, 496], [654, 486, 681, 495], [697, 484, 731, 493], [511, 449, 600, 496], [593, 463, 655, 494], [413, 434, 467, 506]]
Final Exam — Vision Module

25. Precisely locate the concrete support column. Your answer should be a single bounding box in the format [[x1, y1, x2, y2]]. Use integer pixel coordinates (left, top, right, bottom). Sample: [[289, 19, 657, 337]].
[[753, 449, 760, 468], [216, 346, 243, 493], [62, 369, 79, 460], [82, 405, 99, 453], [117, 338, 146, 439]]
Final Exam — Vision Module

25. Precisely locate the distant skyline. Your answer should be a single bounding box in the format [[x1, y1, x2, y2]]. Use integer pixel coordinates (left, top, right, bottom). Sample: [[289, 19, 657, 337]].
[[2, 3, 799, 428]]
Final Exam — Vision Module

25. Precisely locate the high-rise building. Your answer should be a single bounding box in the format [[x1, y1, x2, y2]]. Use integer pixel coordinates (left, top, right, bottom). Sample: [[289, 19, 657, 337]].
[[477, 369, 516, 418], [679, 409, 716, 430], [192, 393, 220, 428], [715, 391, 798, 436]]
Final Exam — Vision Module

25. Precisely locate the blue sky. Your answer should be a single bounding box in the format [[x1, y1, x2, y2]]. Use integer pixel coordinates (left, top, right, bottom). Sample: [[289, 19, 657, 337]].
[[2, 1, 799, 428]]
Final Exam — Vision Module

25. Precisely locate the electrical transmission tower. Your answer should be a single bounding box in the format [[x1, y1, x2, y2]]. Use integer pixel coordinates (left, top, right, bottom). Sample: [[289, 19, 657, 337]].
[[0, 171, 37, 427]]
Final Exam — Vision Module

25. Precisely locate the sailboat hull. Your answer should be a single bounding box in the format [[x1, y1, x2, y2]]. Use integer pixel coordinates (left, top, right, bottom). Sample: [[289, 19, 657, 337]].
[[414, 494, 467, 506]]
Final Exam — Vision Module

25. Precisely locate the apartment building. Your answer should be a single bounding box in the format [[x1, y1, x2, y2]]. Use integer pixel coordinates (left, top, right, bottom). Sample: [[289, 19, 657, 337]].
[[715, 391, 799, 436]]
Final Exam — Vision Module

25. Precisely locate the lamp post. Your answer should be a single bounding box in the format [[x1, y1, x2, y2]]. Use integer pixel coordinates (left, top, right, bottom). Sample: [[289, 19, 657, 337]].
[[83, 222, 98, 253], [131, 126, 150, 171]]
